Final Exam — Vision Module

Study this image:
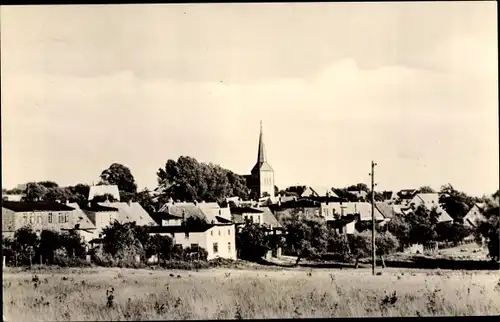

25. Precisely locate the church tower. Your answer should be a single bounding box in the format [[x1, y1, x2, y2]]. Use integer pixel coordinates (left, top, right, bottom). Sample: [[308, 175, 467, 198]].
[[250, 121, 275, 198]]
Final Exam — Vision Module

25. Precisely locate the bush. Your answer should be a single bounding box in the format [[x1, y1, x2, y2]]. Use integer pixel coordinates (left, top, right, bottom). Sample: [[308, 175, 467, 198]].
[[183, 246, 208, 261], [160, 260, 210, 270]]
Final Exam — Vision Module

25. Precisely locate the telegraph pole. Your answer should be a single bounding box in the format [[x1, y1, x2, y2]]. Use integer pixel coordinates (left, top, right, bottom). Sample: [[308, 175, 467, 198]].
[[370, 161, 377, 276]]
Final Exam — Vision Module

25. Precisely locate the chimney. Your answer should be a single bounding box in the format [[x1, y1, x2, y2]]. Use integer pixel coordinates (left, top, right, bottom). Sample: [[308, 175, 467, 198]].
[[127, 199, 132, 206]]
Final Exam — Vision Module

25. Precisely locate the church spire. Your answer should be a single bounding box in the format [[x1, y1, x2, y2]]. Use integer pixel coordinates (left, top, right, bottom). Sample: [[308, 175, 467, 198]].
[[257, 120, 266, 164]]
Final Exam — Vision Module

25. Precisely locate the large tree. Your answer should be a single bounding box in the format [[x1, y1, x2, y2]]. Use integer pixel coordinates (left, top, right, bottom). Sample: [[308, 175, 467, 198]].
[[156, 156, 249, 203], [438, 184, 475, 223], [23, 182, 49, 202], [419, 186, 436, 193], [99, 163, 138, 194], [475, 191, 499, 261], [388, 205, 440, 248], [235, 221, 271, 261], [281, 209, 329, 265]]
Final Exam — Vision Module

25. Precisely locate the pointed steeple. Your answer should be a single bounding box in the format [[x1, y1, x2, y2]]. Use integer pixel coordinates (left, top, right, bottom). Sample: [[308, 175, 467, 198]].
[[257, 120, 266, 164]]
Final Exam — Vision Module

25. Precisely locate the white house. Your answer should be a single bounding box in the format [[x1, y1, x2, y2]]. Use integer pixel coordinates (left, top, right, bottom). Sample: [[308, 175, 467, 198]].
[[147, 224, 237, 260]]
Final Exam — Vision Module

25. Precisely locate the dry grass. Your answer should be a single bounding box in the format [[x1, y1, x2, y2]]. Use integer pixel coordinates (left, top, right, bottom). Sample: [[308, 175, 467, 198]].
[[3, 266, 500, 320]]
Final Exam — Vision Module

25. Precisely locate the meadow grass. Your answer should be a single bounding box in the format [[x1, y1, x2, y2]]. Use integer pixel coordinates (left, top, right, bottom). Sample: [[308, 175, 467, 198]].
[[3, 266, 500, 320]]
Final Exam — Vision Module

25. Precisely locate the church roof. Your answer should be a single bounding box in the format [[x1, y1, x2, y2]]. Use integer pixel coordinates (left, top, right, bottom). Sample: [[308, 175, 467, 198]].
[[252, 121, 274, 172]]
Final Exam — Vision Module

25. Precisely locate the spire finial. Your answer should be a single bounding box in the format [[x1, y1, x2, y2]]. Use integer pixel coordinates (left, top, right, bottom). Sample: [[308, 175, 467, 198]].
[[260, 120, 263, 133]]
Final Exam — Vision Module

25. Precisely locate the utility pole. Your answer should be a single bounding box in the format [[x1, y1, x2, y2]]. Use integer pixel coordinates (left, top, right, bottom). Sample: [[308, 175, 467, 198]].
[[369, 161, 378, 276]]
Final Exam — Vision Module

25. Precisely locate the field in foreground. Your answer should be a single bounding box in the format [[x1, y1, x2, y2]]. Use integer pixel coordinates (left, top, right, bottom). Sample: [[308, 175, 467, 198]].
[[3, 266, 500, 320]]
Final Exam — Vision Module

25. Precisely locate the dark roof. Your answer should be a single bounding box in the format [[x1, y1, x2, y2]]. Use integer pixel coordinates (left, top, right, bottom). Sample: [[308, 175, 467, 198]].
[[145, 223, 233, 234], [230, 207, 264, 214], [81, 204, 118, 212], [2, 201, 75, 212]]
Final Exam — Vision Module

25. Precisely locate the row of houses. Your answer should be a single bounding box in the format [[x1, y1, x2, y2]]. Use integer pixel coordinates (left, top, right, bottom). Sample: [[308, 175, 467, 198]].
[[2, 184, 489, 261]]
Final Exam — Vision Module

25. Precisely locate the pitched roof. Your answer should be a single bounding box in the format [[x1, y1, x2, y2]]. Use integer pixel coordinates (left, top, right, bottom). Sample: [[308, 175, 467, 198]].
[[64, 203, 96, 230], [81, 203, 119, 212], [259, 207, 281, 228], [88, 185, 120, 201], [98, 202, 157, 226], [158, 202, 226, 224], [410, 193, 453, 223], [2, 201, 75, 212], [374, 202, 395, 218]]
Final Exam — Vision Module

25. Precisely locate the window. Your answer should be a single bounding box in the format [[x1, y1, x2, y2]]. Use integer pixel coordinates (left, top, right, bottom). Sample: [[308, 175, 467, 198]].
[[257, 216, 261, 224], [58, 213, 63, 223], [213, 242, 218, 254], [185, 232, 190, 239], [64, 214, 69, 223], [218, 229, 221, 236], [23, 215, 28, 224], [36, 215, 41, 225], [29, 214, 34, 224], [48, 213, 53, 224], [228, 229, 230, 235], [191, 243, 199, 250], [211, 230, 213, 236], [228, 242, 231, 252]]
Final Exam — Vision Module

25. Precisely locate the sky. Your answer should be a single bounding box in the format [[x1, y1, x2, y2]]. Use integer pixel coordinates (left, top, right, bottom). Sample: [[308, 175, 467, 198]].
[[1, 3, 498, 197]]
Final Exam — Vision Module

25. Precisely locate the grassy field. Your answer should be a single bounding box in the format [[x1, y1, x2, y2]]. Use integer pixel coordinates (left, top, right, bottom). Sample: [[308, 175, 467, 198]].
[[3, 265, 500, 320]]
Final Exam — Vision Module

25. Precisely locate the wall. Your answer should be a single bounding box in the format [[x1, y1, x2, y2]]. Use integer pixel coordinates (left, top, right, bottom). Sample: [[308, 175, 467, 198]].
[[11, 210, 75, 233], [162, 218, 182, 226], [205, 225, 237, 260], [242, 213, 262, 224], [169, 225, 236, 260], [259, 170, 274, 197], [85, 211, 118, 240]]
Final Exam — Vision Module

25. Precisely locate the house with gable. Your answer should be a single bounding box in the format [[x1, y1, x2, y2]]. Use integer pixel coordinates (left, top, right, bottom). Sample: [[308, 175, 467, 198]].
[[148, 200, 236, 260], [463, 202, 487, 228], [407, 193, 454, 223]]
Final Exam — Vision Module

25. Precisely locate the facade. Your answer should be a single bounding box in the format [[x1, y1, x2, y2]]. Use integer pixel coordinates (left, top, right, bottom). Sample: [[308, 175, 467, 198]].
[[82, 203, 120, 240], [245, 121, 275, 199], [147, 224, 237, 260], [230, 206, 281, 230], [2, 201, 95, 239], [301, 186, 339, 198], [320, 202, 386, 234]]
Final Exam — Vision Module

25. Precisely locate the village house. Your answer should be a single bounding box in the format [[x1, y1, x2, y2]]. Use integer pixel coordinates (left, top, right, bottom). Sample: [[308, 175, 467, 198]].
[[269, 199, 322, 225], [320, 202, 386, 234], [463, 202, 487, 228], [2, 201, 95, 239], [407, 193, 454, 223], [147, 223, 237, 260], [150, 200, 237, 260]]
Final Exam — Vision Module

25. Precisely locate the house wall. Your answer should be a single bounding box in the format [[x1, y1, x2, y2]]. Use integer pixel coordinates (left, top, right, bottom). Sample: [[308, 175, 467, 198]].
[[85, 211, 118, 239], [242, 212, 262, 224], [206, 225, 237, 260], [464, 206, 484, 228], [2, 208, 16, 232], [169, 225, 237, 260], [3, 209, 76, 233]]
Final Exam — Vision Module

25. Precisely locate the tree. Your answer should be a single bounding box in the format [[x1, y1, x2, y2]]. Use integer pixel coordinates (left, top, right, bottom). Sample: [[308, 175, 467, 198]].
[[406, 205, 440, 246], [37, 181, 59, 189], [235, 221, 270, 261], [68, 184, 90, 206], [438, 184, 475, 223], [281, 209, 329, 265], [23, 183, 48, 202], [419, 186, 436, 193], [145, 234, 174, 260], [13, 227, 39, 265], [387, 215, 412, 250], [475, 193, 499, 261], [375, 231, 399, 268], [39, 230, 62, 264], [99, 163, 138, 194], [347, 232, 371, 268], [346, 183, 370, 192], [59, 230, 86, 258], [435, 222, 473, 246], [274, 186, 279, 196], [44, 187, 74, 203], [101, 221, 144, 258], [91, 193, 118, 203], [135, 188, 156, 214], [157, 156, 249, 203]]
